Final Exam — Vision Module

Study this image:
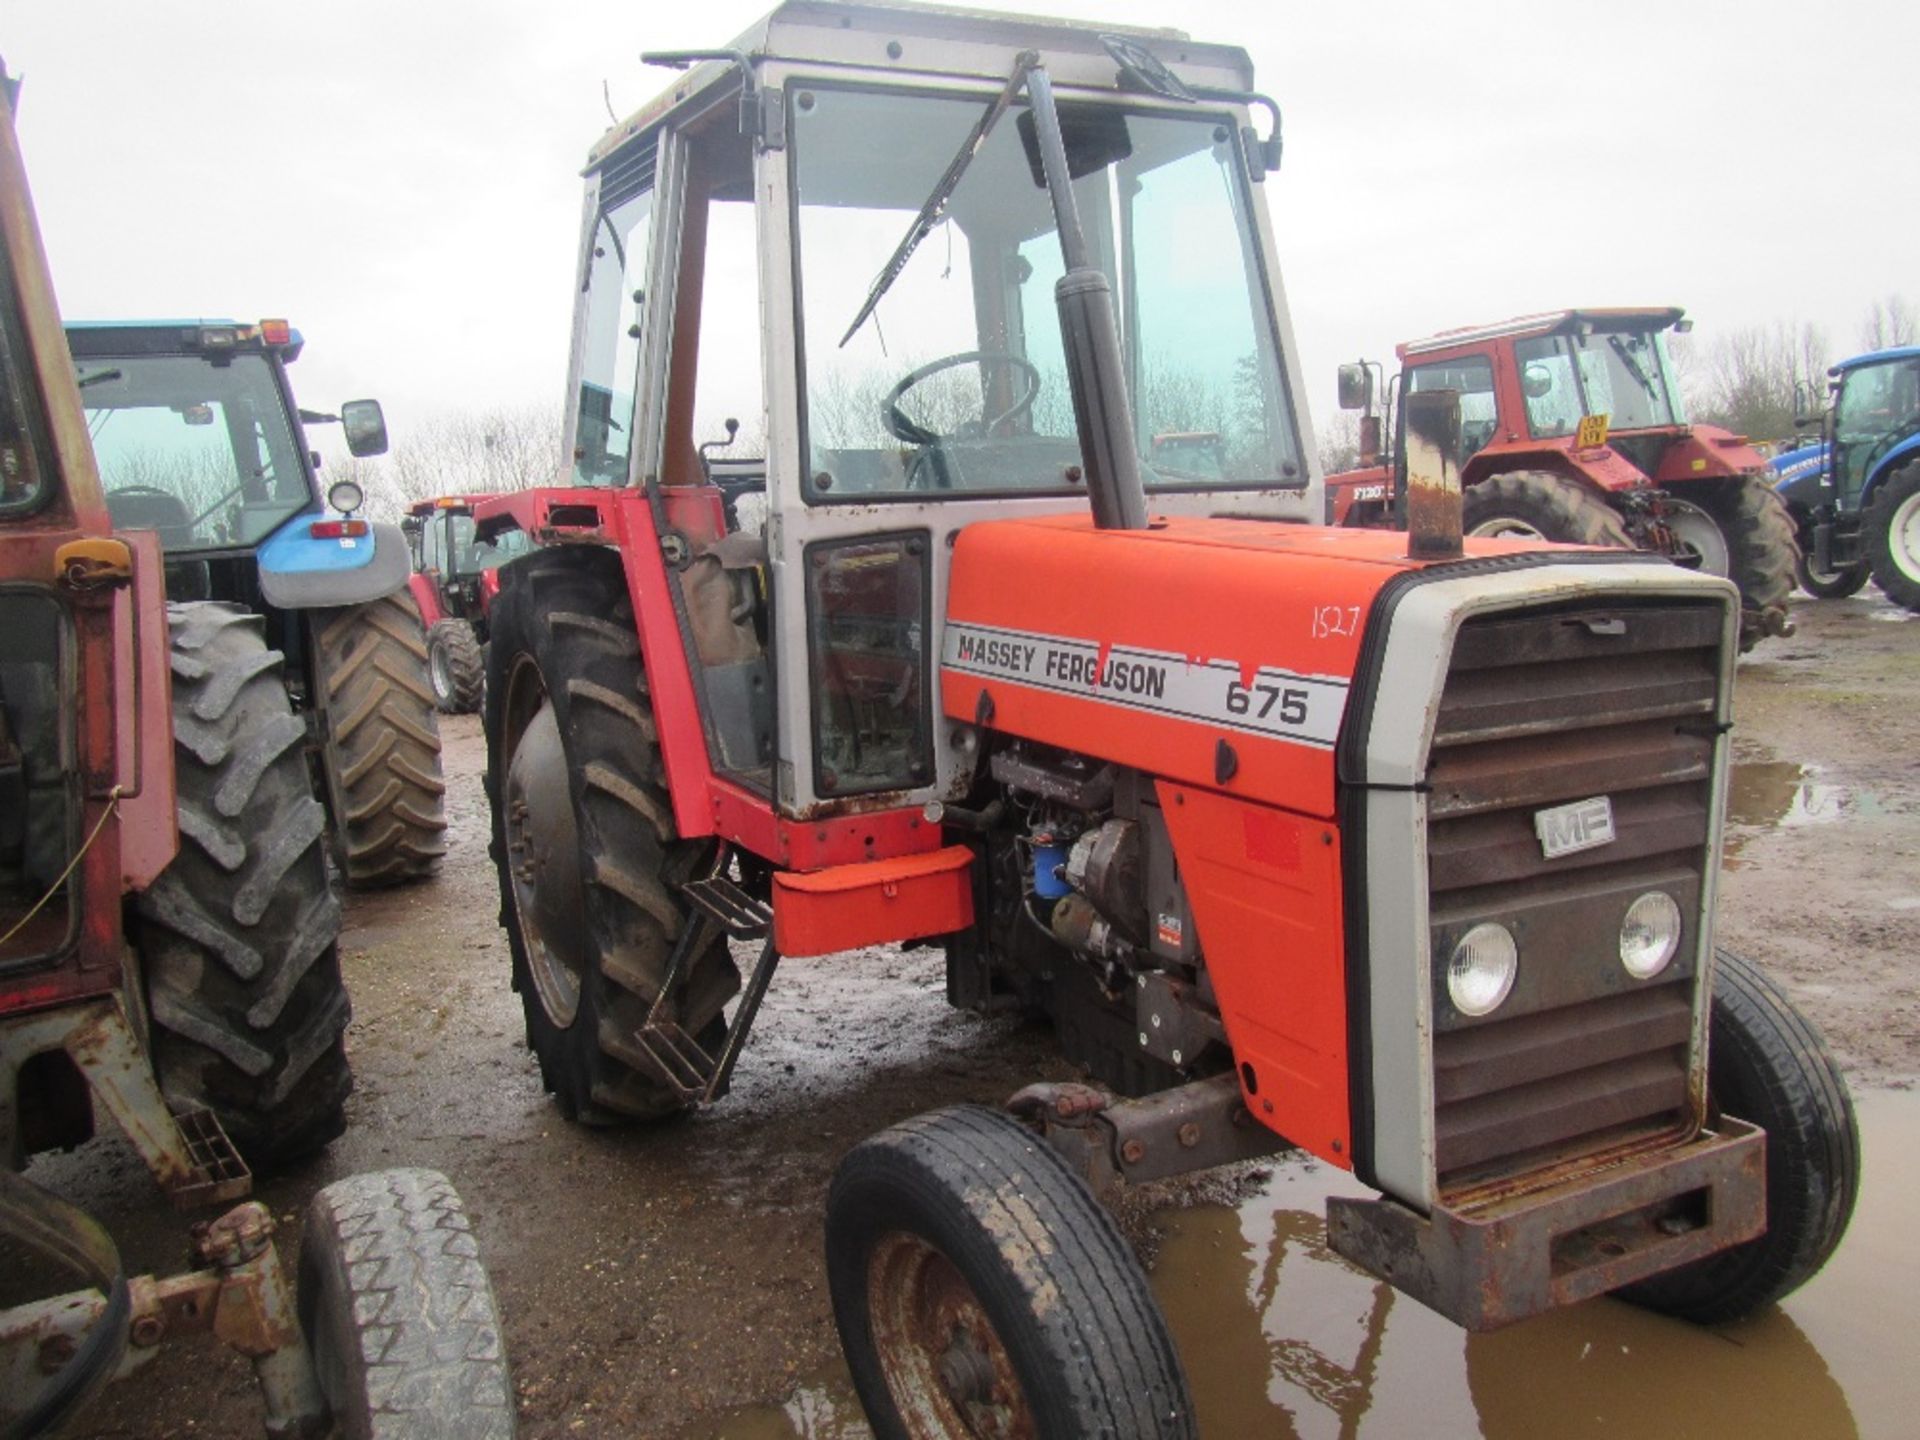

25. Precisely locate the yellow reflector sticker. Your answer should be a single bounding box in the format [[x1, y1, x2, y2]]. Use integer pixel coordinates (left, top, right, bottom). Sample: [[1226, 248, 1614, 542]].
[[1575, 413, 1610, 449]]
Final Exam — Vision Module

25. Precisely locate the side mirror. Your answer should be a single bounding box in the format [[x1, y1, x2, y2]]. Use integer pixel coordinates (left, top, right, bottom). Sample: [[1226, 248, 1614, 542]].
[[1358, 414, 1382, 468], [340, 399, 389, 458], [1672, 317, 1694, 335], [1337, 363, 1373, 411], [1521, 364, 1554, 400]]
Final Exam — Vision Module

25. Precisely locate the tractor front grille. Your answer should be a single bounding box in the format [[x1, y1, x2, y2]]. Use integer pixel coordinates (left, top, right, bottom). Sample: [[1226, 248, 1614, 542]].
[[1423, 599, 1725, 1194]]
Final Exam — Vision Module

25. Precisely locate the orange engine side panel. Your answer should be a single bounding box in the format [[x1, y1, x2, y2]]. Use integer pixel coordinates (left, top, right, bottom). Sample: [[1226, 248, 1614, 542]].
[[941, 514, 1428, 817], [1156, 780, 1352, 1168]]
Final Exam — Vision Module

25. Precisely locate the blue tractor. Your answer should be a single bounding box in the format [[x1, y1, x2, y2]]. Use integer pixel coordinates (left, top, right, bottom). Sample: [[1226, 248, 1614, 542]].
[[1771, 345, 1920, 610], [66, 319, 448, 885]]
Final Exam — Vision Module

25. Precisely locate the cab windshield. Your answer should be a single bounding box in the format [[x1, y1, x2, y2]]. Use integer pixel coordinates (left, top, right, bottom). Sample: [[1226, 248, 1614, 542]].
[[791, 86, 1302, 499], [1516, 327, 1684, 437], [450, 515, 531, 576], [1835, 355, 1920, 496], [1835, 357, 1920, 444], [74, 352, 310, 552]]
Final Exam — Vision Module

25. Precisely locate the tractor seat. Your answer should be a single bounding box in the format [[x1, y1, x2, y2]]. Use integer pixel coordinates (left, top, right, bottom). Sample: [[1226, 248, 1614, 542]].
[[105, 488, 194, 547]]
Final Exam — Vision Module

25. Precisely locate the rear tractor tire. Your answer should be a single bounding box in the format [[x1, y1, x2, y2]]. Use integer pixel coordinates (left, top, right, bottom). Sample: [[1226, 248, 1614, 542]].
[[827, 1105, 1196, 1440], [137, 602, 351, 1169], [485, 549, 739, 1124], [1668, 478, 1798, 648], [1620, 949, 1858, 1324], [311, 592, 448, 887], [1462, 471, 1635, 549], [428, 619, 485, 715], [298, 1168, 516, 1439], [1867, 460, 1920, 612]]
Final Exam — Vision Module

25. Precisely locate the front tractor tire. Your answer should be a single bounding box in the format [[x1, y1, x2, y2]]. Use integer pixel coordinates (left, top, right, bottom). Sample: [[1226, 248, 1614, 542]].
[[428, 618, 485, 715], [1462, 471, 1635, 549], [1794, 548, 1871, 600], [1621, 950, 1858, 1324], [1867, 460, 1920, 612], [485, 549, 739, 1124], [137, 602, 351, 1169], [827, 1106, 1196, 1440], [298, 1168, 516, 1439], [311, 593, 449, 887]]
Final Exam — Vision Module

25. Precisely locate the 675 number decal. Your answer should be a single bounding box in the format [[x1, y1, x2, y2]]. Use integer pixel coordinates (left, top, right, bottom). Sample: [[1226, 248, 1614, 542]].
[[1225, 680, 1311, 726]]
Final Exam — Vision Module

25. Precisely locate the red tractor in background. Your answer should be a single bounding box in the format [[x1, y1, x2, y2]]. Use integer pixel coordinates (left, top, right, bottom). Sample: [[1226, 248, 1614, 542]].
[[479, 8, 1853, 1436], [0, 65, 511, 1438], [1326, 308, 1799, 648], [403, 494, 533, 713]]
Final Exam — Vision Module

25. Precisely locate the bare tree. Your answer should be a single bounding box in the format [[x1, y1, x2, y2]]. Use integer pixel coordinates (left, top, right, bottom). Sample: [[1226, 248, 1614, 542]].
[[1859, 295, 1919, 352], [1317, 410, 1363, 476], [346, 405, 564, 522], [1690, 321, 1828, 444]]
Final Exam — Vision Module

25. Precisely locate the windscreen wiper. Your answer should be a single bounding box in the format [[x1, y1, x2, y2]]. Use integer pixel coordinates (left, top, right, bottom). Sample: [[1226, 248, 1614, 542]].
[[838, 51, 1038, 348], [1607, 334, 1659, 397]]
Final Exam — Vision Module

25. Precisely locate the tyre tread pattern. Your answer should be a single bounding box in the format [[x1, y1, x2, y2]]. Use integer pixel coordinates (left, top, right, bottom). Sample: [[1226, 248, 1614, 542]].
[[1699, 476, 1799, 647], [300, 1168, 515, 1440], [1464, 470, 1635, 548], [1622, 949, 1859, 1323], [428, 619, 485, 715], [138, 601, 351, 1167], [484, 550, 737, 1123], [829, 1104, 1195, 1440], [1867, 459, 1920, 610], [314, 592, 449, 887]]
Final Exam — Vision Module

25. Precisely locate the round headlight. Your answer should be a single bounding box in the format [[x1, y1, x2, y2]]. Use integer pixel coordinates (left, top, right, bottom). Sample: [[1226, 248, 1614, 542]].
[[327, 479, 365, 515], [1448, 923, 1518, 1017], [1620, 891, 1683, 979]]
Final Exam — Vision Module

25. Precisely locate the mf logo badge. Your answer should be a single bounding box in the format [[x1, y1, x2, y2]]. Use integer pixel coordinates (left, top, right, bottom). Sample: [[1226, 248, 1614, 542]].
[[1535, 796, 1616, 859]]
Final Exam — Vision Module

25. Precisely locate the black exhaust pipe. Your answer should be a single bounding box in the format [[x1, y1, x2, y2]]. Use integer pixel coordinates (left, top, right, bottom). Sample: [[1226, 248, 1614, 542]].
[[1027, 66, 1148, 532]]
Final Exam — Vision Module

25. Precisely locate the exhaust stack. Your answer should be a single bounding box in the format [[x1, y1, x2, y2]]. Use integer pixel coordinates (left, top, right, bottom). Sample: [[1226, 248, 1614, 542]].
[[1027, 66, 1149, 532], [1402, 388, 1464, 560]]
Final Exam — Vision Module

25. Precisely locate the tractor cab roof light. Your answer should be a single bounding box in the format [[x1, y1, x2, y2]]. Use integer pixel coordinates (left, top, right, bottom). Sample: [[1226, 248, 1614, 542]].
[[259, 318, 292, 346]]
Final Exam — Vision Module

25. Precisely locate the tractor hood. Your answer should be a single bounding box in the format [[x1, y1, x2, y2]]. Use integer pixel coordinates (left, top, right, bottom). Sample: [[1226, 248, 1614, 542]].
[[940, 514, 1590, 817]]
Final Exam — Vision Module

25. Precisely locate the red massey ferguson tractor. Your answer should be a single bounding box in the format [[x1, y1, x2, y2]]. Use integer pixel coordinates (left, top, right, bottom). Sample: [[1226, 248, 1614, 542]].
[[402, 494, 534, 713], [0, 65, 511, 1438], [481, 8, 1855, 1435], [1326, 309, 1800, 649]]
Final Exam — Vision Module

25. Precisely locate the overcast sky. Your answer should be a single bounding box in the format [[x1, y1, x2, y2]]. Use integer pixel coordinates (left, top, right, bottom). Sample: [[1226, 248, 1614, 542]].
[[7, 1, 1914, 464]]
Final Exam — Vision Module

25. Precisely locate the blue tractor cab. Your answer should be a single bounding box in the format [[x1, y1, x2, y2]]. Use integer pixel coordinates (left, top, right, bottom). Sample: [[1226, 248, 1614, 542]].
[[1772, 345, 1920, 609]]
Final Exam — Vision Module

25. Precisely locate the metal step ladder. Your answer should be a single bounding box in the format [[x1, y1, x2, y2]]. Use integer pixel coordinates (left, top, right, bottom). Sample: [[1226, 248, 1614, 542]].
[[631, 847, 780, 1105]]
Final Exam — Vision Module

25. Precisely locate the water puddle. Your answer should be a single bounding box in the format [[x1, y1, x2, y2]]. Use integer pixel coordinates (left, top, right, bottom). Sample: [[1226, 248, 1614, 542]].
[[702, 1090, 1915, 1439], [1726, 760, 1877, 832]]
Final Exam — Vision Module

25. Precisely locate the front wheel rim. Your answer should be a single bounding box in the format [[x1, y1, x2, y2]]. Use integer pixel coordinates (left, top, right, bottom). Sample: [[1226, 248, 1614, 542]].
[[429, 641, 454, 704], [1890, 491, 1920, 584], [503, 698, 587, 1027], [867, 1231, 1035, 1440]]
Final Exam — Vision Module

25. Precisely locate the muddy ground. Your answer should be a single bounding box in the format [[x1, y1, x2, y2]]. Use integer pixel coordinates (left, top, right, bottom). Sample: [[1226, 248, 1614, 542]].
[[36, 586, 1920, 1439]]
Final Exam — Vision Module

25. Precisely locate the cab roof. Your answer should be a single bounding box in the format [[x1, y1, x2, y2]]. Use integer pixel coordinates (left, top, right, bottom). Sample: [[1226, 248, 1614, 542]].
[[1831, 344, 1920, 376], [1400, 307, 1686, 358], [65, 319, 306, 363], [587, 0, 1257, 170]]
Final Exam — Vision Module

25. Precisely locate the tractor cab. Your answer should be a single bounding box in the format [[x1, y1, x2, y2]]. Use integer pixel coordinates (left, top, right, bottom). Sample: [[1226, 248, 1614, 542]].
[[63, 321, 390, 603], [533, 3, 1307, 818]]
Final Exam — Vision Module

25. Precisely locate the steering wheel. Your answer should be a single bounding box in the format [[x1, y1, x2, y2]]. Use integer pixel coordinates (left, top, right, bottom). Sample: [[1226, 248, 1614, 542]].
[[881, 350, 1041, 448]]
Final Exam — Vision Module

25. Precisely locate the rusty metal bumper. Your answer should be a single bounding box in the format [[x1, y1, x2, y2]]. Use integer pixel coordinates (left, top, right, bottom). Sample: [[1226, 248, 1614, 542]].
[[1326, 1119, 1766, 1331]]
